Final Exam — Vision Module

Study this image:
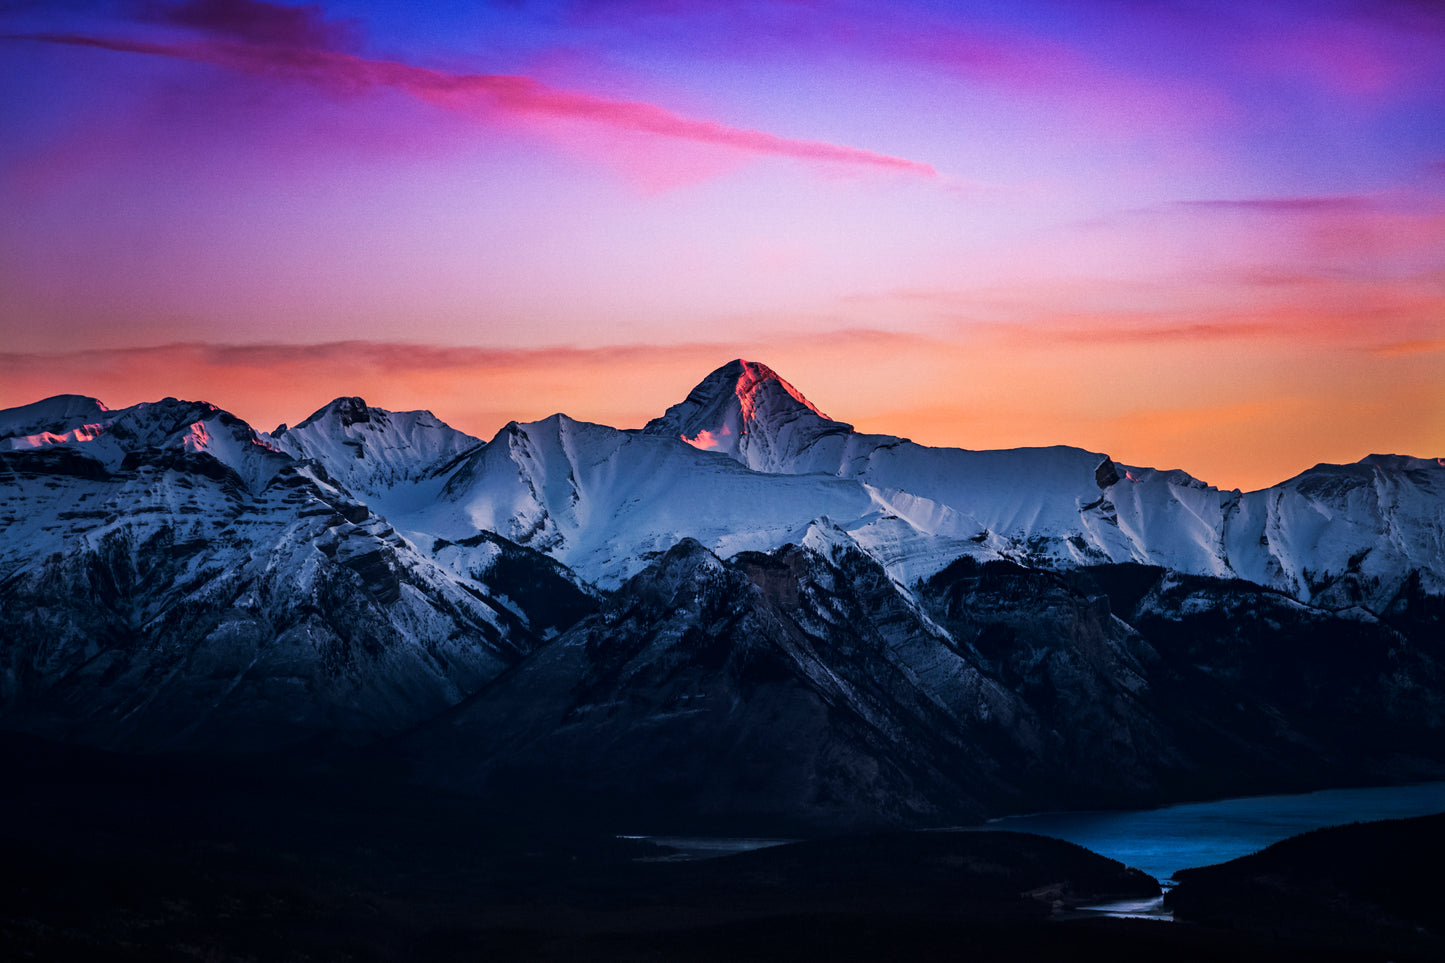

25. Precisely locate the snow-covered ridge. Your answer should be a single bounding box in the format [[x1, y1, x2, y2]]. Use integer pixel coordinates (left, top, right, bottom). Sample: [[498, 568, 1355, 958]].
[[0, 393, 584, 752], [630, 360, 1444, 608], [2, 395, 288, 493], [270, 396, 482, 505], [2, 361, 1441, 611], [0, 394, 110, 439]]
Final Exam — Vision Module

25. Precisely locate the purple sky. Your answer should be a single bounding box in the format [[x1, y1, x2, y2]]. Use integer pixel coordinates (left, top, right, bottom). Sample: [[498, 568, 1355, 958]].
[[2, 0, 1442, 490]]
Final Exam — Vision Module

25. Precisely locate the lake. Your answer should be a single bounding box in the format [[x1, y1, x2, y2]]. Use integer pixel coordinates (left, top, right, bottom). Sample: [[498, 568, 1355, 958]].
[[627, 781, 1445, 918], [991, 781, 1445, 886]]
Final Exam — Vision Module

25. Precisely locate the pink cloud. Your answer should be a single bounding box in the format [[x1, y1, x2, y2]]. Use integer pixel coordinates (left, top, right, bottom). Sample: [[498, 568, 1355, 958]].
[[1, 325, 1439, 495], [1173, 193, 1445, 271], [837, 254, 1444, 359], [1372, 338, 1445, 358], [2, 31, 937, 177], [559, 1, 1230, 135], [1177, 197, 1374, 215], [1224, 2, 1445, 102]]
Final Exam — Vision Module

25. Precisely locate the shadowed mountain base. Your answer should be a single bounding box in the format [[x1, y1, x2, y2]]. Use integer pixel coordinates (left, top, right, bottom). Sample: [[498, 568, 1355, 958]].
[[1167, 812, 1445, 960], [3, 734, 1438, 962]]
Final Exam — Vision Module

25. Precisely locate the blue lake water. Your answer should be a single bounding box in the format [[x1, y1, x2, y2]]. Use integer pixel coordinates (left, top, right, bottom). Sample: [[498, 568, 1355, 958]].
[[990, 781, 1445, 886], [626, 781, 1445, 919]]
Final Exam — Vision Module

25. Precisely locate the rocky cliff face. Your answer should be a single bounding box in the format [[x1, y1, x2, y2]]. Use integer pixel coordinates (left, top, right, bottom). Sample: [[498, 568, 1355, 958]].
[[398, 536, 1445, 829], [2, 363, 1443, 826], [0, 400, 592, 753]]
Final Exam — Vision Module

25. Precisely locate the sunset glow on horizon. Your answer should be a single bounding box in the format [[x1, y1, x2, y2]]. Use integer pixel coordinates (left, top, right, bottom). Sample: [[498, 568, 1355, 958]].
[[3, 0, 1442, 493]]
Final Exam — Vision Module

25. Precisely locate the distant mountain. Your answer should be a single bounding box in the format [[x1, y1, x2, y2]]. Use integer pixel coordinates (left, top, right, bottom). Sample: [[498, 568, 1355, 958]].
[[1, 361, 1441, 825], [0, 395, 590, 752], [642, 360, 1445, 609], [401, 534, 1444, 830], [272, 396, 482, 504]]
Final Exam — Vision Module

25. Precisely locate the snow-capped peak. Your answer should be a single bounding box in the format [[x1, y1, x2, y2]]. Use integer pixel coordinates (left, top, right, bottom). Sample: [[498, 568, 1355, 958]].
[[271, 397, 482, 500], [0, 395, 289, 492], [0, 394, 111, 441], [287, 396, 374, 432], [643, 359, 854, 472], [731, 359, 831, 421], [1357, 453, 1445, 472]]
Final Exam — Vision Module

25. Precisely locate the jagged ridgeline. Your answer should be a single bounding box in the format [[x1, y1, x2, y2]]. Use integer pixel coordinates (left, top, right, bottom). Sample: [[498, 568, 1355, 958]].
[[1, 362, 1442, 825]]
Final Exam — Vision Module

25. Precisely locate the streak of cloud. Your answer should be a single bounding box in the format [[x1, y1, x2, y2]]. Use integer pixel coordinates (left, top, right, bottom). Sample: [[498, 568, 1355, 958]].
[[1177, 197, 1374, 214], [140, 0, 359, 50], [1, 30, 938, 176], [2, 323, 1437, 494], [557, 0, 1230, 134], [1372, 338, 1445, 358]]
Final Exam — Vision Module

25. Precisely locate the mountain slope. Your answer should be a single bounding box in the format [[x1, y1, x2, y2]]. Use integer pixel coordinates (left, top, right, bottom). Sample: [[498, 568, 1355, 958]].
[[1, 362, 1441, 826], [0, 397, 592, 752], [400, 537, 1016, 830], [270, 396, 482, 507], [401, 534, 1445, 829], [643, 360, 1445, 610], [411, 413, 883, 587]]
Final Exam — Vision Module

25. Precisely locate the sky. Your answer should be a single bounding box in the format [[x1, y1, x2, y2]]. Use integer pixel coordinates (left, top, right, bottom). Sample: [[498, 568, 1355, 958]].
[[1, 0, 1442, 492]]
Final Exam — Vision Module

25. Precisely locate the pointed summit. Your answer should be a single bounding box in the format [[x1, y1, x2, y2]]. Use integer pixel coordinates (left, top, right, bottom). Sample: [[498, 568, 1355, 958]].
[[292, 396, 374, 430], [272, 397, 481, 498], [644, 359, 853, 473]]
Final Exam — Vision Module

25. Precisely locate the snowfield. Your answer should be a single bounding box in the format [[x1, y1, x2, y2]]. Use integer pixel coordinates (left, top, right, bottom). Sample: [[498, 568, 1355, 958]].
[[4, 359, 1442, 612]]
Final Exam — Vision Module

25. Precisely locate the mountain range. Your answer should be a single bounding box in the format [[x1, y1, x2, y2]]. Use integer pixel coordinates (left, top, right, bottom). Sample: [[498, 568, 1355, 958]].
[[2, 359, 1442, 828]]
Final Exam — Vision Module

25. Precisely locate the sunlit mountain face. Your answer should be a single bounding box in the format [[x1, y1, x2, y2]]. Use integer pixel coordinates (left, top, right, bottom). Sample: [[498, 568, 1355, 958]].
[[2, 358, 1443, 955], [2, 361, 1442, 827], [2, 4, 1444, 955], [2, 0, 1442, 495]]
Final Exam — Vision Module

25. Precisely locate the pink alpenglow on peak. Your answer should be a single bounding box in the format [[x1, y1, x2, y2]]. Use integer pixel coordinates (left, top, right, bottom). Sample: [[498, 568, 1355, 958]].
[[645, 359, 856, 474], [3, 2, 1443, 493], [182, 421, 213, 453], [648, 359, 839, 443], [733, 360, 831, 424], [4, 424, 108, 450], [681, 425, 731, 451]]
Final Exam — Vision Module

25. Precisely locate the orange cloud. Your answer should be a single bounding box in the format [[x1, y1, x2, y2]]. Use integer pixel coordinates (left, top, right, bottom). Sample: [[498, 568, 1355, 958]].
[[2, 323, 1439, 495], [1373, 339, 1445, 358]]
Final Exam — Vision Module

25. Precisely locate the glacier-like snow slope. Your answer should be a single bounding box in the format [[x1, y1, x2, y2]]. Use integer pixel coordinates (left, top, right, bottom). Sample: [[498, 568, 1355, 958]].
[[5, 358, 1441, 618], [0, 394, 111, 440], [1, 395, 291, 494], [408, 413, 884, 588], [639, 360, 1445, 609], [644, 362, 1236, 573], [270, 397, 482, 508], [0, 396, 581, 750]]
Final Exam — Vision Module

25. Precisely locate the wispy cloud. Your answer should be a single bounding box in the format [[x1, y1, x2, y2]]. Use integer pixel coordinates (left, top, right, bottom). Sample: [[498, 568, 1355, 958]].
[[1, 27, 937, 177], [2, 323, 1438, 493], [0, 334, 919, 435], [1371, 338, 1445, 358], [834, 263, 1445, 357], [0, 339, 730, 379], [1230, 0, 1445, 101], [140, 0, 360, 50], [558, 0, 1229, 135], [1177, 196, 1374, 215]]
